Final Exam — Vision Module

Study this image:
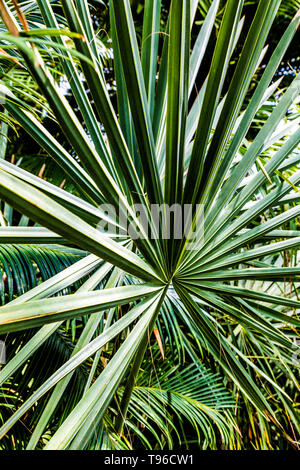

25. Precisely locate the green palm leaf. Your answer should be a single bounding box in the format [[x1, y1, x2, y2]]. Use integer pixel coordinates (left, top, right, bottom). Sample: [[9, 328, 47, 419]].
[[0, 0, 299, 450]]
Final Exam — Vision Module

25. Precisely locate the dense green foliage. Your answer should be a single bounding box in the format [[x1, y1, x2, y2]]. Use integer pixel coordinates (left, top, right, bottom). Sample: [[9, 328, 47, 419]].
[[0, 0, 299, 450]]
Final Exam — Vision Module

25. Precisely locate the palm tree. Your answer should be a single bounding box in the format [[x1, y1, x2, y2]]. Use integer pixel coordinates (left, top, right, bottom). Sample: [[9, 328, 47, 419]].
[[0, 0, 299, 449]]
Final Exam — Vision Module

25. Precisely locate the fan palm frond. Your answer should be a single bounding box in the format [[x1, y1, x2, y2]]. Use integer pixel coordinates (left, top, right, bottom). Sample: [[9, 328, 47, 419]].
[[0, 0, 298, 450]]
